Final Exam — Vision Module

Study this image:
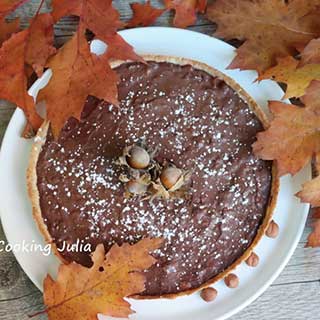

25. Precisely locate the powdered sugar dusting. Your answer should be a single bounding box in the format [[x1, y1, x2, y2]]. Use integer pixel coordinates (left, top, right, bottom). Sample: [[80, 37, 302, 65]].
[[36, 61, 272, 295]]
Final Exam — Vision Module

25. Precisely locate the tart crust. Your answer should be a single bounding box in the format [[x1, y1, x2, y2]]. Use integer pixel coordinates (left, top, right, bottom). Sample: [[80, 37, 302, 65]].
[[27, 55, 279, 298]]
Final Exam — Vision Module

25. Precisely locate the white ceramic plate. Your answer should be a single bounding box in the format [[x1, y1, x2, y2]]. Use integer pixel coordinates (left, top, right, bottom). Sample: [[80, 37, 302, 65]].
[[0, 27, 311, 320]]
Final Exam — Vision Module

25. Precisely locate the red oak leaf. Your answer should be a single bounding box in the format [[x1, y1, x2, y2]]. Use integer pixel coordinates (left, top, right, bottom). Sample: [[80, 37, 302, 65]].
[[51, 0, 141, 62], [313, 208, 320, 219], [306, 220, 320, 247], [207, 0, 320, 74], [253, 100, 320, 176], [25, 13, 56, 77], [0, 9, 55, 131], [165, 0, 207, 28], [103, 33, 143, 62], [0, 0, 28, 17], [37, 31, 118, 138], [0, 17, 19, 45], [197, 0, 207, 13], [0, 29, 46, 130], [51, 0, 81, 22], [297, 176, 320, 207], [127, 1, 165, 28]]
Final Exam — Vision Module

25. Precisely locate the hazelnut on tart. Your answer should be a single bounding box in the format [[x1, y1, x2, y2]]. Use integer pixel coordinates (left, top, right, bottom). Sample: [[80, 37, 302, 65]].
[[27, 55, 279, 298]]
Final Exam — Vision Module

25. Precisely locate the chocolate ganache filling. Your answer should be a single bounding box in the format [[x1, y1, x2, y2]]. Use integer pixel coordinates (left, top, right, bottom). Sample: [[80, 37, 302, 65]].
[[36, 61, 272, 296]]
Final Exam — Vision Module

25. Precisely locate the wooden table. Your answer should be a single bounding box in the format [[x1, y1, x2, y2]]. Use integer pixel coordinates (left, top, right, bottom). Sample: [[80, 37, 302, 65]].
[[0, 1, 319, 319]]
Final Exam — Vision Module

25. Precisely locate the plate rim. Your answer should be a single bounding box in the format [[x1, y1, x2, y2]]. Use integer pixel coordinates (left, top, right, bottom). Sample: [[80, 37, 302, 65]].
[[0, 27, 311, 320]]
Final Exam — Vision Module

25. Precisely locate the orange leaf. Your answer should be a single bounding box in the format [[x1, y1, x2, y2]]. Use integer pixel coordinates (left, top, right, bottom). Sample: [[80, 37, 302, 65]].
[[51, 0, 141, 62], [294, 82, 320, 207], [25, 13, 56, 77], [0, 17, 19, 45], [51, 0, 81, 22], [253, 100, 320, 176], [207, 0, 320, 74], [127, 1, 165, 27], [0, 30, 42, 130], [299, 38, 320, 66], [313, 208, 320, 219], [297, 176, 320, 207], [52, 0, 122, 38], [0, 11, 55, 131], [0, 0, 28, 17], [37, 31, 118, 138], [43, 239, 162, 319], [165, 0, 206, 28], [104, 33, 143, 62], [306, 220, 320, 247], [197, 0, 207, 13], [301, 80, 320, 108], [258, 56, 320, 98]]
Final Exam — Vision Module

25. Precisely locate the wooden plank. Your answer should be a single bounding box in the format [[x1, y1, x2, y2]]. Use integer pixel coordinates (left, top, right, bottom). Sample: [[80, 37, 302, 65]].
[[233, 281, 320, 320], [274, 227, 320, 285]]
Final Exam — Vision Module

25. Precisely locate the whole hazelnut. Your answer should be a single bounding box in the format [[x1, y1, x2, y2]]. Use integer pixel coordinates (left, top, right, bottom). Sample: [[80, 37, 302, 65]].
[[224, 273, 239, 288], [126, 145, 150, 169], [160, 167, 182, 189], [246, 252, 259, 267], [266, 220, 279, 238], [200, 287, 218, 302], [126, 180, 148, 195]]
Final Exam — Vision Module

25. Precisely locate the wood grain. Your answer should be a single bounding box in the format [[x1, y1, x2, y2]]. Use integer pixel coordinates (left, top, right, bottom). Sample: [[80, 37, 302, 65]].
[[0, 1, 319, 319]]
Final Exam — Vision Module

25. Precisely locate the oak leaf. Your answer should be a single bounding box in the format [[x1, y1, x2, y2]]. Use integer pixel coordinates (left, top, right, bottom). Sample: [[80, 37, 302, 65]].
[[300, 80, 320, 108], [253, 100, 320, 176], [0, 0, 28, 17], [164, 0, 207, 28], [0, 17, 19, 45], [207, 0, 320, 74], [127, 1, 165, 28], [306, 220, 320, 247], [295, 83, 320, 205], [0, 11, 55, 131], [0, 30, 42, 130], [297, 176, 320, 207], [258, 56, 320, 98], [313, 208, 320, 219], [43, 238, 162, 319], [51, 0, 81, 22], [299, 38, 320, 66], [25, 13, 56, 77], [51, 0, 141, 62], [37, 31, 118, 138]]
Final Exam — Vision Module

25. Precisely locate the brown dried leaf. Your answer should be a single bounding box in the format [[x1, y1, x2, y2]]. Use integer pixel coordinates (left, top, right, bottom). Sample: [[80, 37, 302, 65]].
[[44, 239, 162, 319], [0, 0, 28, 17], [25, 13, 56, 77], [297, 176, 320, 207], [164, 0, 206, 28], [37, 31, 118, 138], [300, 38, 320, 66], [52, 0, 141, 62], [0, 17, 19, 45], [253, 100, 320, 176], [207, 0, 320, 74], [127, 1, 165, 27], [0, 30, 42, 130], [306, 220, 320, 247]]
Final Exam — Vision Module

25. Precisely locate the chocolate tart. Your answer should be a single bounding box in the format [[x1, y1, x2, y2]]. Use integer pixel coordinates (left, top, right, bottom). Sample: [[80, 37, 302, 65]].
[[27, 55, 279, 298]]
